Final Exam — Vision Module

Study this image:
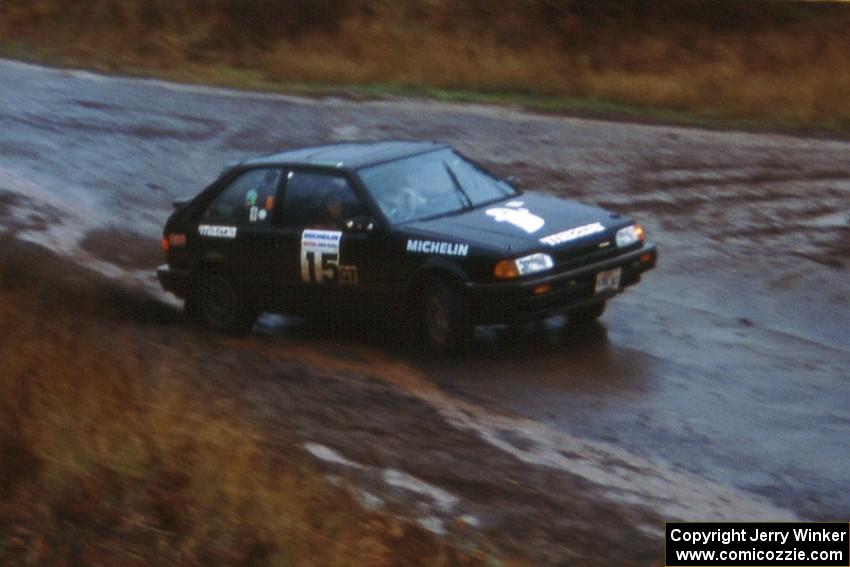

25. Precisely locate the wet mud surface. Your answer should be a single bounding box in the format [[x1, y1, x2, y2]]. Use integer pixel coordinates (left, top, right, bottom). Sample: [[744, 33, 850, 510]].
[[80, 226, 163, 270], [2, 59, 849, 562]]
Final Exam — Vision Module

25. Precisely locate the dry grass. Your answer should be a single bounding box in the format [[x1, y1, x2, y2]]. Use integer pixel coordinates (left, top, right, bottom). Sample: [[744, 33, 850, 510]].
[[1, 1, 849, 129], [0, 239, 505, 566]]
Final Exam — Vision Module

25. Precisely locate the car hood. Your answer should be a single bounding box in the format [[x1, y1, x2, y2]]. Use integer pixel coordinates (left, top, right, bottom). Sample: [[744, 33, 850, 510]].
[[403, 192, 628, 255]]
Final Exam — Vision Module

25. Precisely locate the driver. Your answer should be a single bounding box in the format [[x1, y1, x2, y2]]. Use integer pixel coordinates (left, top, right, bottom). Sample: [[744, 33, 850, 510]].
[[324, 192, 346, 227], [314, 181, 354, 229]]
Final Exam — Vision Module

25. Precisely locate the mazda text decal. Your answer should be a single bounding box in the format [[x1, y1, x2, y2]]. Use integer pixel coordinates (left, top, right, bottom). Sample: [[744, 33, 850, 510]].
[[198, 225, 237, 239], [406, 239, 469, 256], [539, 222, 605, 246], [485, 201, 545, 234]]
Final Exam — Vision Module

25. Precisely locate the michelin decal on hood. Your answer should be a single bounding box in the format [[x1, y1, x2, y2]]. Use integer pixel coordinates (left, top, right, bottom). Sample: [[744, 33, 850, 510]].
[[485, 201, 545, 234]]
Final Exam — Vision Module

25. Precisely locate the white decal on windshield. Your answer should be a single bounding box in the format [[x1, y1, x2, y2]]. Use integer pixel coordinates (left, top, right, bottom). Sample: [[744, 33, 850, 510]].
[[485, 205, 545, 234], [198, 225, 237, 239], [539, 222, 605, 246]]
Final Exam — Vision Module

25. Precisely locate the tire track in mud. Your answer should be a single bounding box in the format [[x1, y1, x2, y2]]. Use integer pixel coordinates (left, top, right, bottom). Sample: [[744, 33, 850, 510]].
[[242, 337, 799, 524], [202, 334, 798, 565], [619, 159, 850, 269]]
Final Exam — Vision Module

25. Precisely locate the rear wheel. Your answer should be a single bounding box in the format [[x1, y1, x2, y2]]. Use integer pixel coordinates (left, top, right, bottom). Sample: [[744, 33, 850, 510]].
[[198, 273, 257, 336], [422, 280, 472, 354], [569, 301, 606, 326]]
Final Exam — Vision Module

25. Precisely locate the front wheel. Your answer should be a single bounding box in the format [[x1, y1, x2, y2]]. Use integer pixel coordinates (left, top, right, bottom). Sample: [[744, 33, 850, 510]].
[[197, 273, 257, 336], [422, 280, 472, 354]]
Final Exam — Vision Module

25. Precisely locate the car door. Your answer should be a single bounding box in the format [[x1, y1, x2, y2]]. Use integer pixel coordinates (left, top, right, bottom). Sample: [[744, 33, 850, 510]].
[[194, 167, 283, 304], [276, 169, 377, 314]]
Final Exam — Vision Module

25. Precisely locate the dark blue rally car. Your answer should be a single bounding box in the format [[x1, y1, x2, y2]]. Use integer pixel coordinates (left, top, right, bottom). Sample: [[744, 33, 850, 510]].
[[157, 141, 656, 351]]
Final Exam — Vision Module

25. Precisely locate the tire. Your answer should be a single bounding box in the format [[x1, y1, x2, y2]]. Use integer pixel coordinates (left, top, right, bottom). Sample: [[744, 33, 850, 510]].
[[569, 301, 606, 326], [197, 273, 257, 336], [421, 280, 472, 354]]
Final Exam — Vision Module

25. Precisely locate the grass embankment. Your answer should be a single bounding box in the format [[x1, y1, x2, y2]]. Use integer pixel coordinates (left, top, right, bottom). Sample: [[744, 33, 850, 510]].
[[1, 1, 850, 132], [0, 238, 503, 566]]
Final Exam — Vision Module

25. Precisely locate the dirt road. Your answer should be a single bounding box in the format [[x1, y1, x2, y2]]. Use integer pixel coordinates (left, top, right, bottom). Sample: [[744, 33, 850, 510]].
[[1, 59, 848, 563]]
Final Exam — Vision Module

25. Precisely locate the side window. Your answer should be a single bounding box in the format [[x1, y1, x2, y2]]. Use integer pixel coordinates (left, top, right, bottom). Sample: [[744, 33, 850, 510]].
[[281, 171, 366, 229], [202, 168, 282, 225]]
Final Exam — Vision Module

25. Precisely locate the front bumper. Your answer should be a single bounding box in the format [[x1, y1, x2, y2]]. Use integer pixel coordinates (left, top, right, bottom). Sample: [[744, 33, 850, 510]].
[[465, 243, 657, 324], [156, 264, 191, 299]]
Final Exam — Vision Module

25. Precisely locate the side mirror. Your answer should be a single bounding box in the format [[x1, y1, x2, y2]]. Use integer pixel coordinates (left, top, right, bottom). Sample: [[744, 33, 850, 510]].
[[343, 216, 377, 234]]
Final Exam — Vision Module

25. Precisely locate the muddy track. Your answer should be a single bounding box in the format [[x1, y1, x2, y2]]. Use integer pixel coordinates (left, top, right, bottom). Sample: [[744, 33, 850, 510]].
[[1, 59, 849, 564]]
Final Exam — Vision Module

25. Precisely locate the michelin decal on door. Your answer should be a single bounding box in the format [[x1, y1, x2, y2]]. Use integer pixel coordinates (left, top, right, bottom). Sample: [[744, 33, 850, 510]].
[[300, 230, 358, 284]]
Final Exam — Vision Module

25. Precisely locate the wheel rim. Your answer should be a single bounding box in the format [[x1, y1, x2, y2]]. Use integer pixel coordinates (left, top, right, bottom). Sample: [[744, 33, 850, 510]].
[[425, 293, 450, 347], [203, 277, 236, 328]]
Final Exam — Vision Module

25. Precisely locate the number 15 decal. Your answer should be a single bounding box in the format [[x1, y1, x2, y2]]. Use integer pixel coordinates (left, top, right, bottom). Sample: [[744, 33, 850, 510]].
[[304, 251, 338, 282], [300, 230, 341, 283]]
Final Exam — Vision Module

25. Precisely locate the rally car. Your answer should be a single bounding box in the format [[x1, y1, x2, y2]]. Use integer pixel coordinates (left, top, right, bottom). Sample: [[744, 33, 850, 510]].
[[157, 141, 657, 352]]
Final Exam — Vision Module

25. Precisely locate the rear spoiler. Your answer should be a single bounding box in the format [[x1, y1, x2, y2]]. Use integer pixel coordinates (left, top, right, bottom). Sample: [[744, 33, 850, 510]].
[[172, 198, 189, 210]]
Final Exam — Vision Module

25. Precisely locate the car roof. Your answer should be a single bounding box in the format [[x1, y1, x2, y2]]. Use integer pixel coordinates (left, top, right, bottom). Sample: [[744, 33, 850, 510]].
[[240, 140, 449, 171]]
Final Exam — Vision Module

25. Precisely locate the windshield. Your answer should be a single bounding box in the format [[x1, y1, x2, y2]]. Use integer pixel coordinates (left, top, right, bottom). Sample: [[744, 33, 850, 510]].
[[358, 149, 518, 223]]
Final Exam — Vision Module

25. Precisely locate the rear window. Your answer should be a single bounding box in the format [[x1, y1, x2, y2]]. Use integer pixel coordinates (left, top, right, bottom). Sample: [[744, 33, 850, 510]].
[[202, 168, 282, 225]]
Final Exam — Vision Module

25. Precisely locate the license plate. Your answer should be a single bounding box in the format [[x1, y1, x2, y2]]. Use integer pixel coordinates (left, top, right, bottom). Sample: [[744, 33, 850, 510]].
[[594, 267, 622, 294]]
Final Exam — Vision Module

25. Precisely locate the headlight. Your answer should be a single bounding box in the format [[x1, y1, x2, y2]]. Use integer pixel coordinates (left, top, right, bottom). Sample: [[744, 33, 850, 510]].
[[516, 253, 554, 275], [616, 224, 645, 248], [495, 253, 554, 279]]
